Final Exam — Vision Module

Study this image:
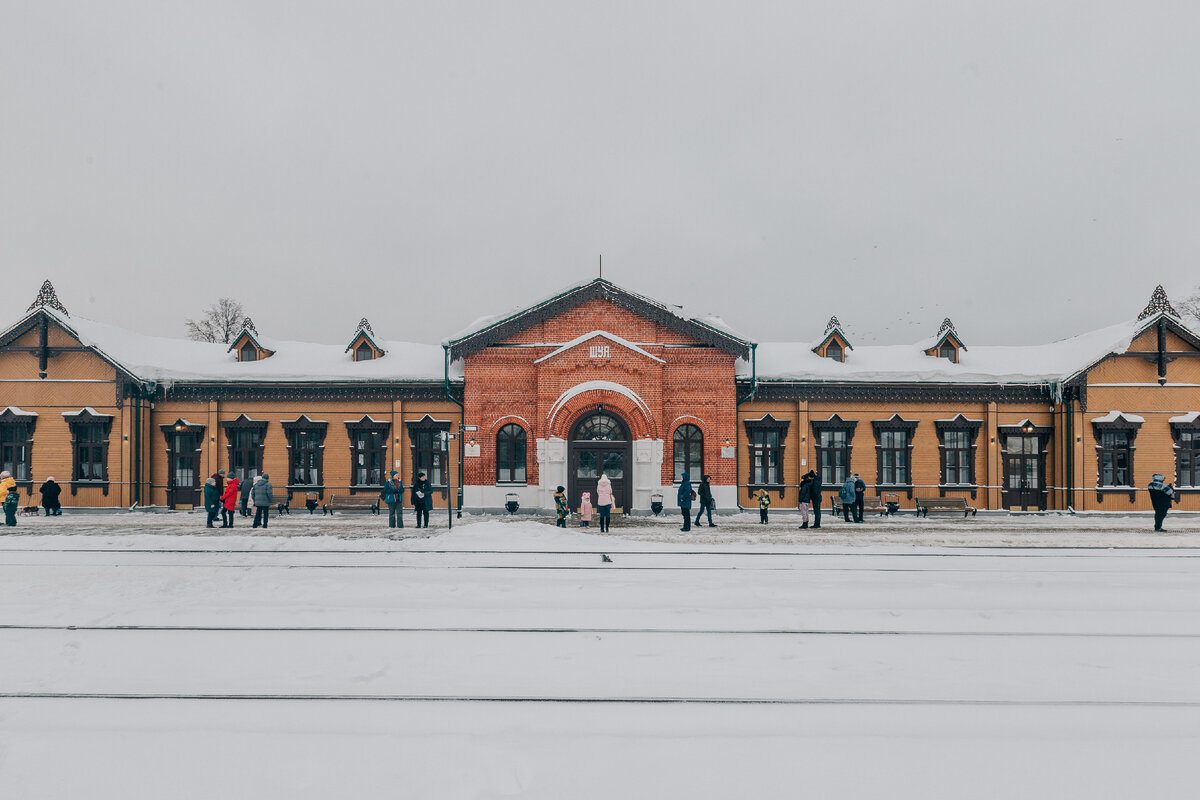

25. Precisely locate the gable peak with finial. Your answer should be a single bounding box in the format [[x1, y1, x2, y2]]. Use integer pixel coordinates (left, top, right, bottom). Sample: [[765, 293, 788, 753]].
[[1138, 285, 1178, 320], [26, 280, 69, 317]]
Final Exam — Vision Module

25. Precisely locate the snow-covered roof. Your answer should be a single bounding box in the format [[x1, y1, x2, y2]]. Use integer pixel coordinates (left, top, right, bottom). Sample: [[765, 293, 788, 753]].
[[1091, 410, 1146, 424], [444, 278, 751, 359], [743, 314, 1192, 385], [3, 307, 458, 384]]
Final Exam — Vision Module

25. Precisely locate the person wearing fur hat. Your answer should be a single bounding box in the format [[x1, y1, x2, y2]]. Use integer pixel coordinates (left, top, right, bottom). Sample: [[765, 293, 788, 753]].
[[39, 476, 62, 516]]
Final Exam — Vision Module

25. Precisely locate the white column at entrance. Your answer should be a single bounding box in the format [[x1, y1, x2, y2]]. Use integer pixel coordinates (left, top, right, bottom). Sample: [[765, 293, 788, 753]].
[[633, 438, 664, 514], [538, 437, 567, 510]]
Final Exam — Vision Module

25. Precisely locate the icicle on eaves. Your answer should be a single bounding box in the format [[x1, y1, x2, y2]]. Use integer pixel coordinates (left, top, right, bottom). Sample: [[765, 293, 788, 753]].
[[1137, 285, 1178, 320], [26, 280, 69, 316]]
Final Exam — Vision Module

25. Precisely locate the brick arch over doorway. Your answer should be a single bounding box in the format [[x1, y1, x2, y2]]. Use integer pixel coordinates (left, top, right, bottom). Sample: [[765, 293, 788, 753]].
[[546, 383, 658, 441]]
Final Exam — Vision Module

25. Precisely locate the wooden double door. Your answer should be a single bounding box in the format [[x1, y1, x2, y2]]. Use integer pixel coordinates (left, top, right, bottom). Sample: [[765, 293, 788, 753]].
[[1002, 434, 1045, 510], [569, 441, 630, 512]]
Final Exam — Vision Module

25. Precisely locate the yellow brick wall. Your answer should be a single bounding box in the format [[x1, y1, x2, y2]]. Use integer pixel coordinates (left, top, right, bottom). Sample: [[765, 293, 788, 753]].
[[148, 399, 463, 508], [737, 399, 1056, 510]]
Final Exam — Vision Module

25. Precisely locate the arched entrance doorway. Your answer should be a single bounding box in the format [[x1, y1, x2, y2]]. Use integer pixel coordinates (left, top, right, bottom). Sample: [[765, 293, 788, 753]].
[[568, 408, 632, 512]]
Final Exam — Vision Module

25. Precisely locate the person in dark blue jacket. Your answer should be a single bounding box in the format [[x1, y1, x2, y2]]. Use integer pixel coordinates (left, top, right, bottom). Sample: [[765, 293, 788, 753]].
[[677, 471, 693, 532], [380, 471, 404, 528], [853, 473, 866, 523]]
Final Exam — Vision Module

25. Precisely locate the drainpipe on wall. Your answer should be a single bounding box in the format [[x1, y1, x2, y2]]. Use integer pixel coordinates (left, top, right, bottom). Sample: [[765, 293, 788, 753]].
[[444, 345, 465, 515], [1070, 393, 1080, 513], [734, 344, 758, 510]]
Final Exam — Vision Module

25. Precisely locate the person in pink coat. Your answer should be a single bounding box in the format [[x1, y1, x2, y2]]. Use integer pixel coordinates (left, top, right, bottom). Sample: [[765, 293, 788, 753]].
[[595, 473, 613, 532], [579, 491, 593, 527]]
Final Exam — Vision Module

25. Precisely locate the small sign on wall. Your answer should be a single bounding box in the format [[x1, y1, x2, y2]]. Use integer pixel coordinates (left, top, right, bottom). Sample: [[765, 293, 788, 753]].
[[464, 443, 481, 457], [721, 446, 735, 459]]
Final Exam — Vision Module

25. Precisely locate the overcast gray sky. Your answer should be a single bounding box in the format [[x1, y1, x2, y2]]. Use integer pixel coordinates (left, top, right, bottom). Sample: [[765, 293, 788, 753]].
[[2, 2, 1198, 348]]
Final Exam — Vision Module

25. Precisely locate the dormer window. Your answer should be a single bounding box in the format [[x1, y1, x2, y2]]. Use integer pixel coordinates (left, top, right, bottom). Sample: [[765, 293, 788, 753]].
[[926, 318, 965, 363], [228, 324, 273, 362], [346, 319, 385, 362], [813, 316, 852, 363]]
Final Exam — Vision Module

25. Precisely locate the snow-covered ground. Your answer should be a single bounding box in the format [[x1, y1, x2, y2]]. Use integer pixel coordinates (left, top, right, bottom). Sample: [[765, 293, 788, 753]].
[[2, 513, 1199, 798]]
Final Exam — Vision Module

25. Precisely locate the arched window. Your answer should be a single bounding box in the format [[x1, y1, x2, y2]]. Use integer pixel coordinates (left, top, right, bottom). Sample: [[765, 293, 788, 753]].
[[239, 343, 258, 362], [496, 424, 527, 483], [826, 341, 843, 362], [571, 412, 627, 441], [673, 424, 703, 483], [355, 343, 374, 362], [939, 343, 956, 361]]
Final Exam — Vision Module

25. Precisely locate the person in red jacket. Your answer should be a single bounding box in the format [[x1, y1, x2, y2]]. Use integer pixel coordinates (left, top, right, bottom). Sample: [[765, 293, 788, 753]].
[[220, 472, 240, 528]]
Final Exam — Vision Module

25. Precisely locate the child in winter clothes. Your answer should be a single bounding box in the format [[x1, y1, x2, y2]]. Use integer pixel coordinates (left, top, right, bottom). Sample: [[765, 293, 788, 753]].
[[755, 488, 771, 524], [2, 470, 18, 526], [579, 492, 593, 527], [554, 486, 569, 528]]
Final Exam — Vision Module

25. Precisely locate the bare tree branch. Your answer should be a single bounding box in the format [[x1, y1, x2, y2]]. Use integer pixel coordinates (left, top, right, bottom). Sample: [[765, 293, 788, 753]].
[[185, 298, 247, 344]]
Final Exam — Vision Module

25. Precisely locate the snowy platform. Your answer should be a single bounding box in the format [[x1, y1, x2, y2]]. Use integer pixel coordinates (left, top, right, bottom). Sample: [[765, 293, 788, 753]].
[[2, 514, 1199, 798]]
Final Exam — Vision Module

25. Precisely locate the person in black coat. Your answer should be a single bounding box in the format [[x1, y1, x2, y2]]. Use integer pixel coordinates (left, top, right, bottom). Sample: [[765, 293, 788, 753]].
[[411, 471, 432, 529], [798, 471, 813, 529], [39, 477, 62, 516], [853, 473, 866, 523], [1147, 473, 1176, 531], [810, 471, 823, 529], [694, 474, 716, 527]]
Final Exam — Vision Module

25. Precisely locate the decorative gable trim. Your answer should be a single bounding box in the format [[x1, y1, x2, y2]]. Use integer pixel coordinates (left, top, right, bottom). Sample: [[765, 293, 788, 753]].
[[446, 279, 751, 360], [533, 330, 666, 364]]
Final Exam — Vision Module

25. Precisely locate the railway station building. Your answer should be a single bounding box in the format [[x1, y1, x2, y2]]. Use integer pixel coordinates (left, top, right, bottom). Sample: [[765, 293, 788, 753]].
[[2, 278, 1198, 516]]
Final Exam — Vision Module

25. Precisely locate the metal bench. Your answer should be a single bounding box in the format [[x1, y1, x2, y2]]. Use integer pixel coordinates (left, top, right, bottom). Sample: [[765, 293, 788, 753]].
[[914, 496, 977, 517], [323, 494, 380, 515], [832, 492, 900, 517], [270, 493, 292, 515]]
